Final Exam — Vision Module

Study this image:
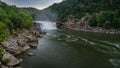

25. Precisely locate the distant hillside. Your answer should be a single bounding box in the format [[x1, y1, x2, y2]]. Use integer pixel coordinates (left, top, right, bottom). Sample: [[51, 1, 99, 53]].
[[49, 0, 120, 29], [21, 7, 57, 21], [21, 0, 120, 29], [20, 7, 40, 20]]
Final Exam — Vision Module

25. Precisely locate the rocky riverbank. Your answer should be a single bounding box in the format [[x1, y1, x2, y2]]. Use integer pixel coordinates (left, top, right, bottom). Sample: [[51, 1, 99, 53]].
[[0, 24, 45, 68], [57, 13, 120, 34]]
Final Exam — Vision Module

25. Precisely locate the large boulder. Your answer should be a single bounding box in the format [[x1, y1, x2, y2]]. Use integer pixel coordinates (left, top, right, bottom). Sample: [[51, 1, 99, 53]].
[[17, 28, 39, 47], [1, 38, 22, 55], [1, 65, 8, 68], [25, 36, 38, 47], [17, 38, 30, 51], [2, 52, 20, 66], [22, 45, 30, 51], [26, 36, 38, 42], [1, 65, 22, 68]]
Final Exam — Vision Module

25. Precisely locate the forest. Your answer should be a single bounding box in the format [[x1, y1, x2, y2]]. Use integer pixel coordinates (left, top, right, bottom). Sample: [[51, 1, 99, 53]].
[[0, 1, 33, 42], [21, 0, 120, 29], [50, 0, 120, 29]]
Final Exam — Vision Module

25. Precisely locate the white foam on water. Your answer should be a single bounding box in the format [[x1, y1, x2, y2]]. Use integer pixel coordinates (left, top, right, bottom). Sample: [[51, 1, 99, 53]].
[[109, 59, 120, 67]]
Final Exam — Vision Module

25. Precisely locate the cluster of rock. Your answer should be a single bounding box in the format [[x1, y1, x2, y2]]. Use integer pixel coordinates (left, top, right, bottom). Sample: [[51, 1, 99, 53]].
[[92, 28, 120, 34], [57, 13, 90, 29], [0, 26, 43, 68], [57, 13, 120, 34]]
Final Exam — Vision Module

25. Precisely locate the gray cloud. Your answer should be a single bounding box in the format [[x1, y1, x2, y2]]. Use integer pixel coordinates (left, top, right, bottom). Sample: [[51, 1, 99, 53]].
[[2, 0, 63, 10]]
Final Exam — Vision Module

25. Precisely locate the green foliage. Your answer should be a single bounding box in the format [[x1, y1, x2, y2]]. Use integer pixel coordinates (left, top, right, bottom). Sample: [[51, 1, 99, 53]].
[[49, 0, 120, 29], [3, 58, 10, 64], [18, 12, 32, 28], [20, 7, 40, 20], [5, 6, 33, 30], [0, 49, 3, 60], [0, 22, 8, 42], [89, 11, 120, 29], [0, 2, 33, 42], [88, 14, 97, 27], [0, 54, 3, 60], [0, 7, 10, 24]]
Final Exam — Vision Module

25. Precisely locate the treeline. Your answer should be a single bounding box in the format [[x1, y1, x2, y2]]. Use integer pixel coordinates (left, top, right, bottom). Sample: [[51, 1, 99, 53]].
[[20, 7, 40, 20], [21, 7, 57, 21], [50, 0, 120, 29], [0, 2, 33, 42], [89, 11, 120, 29]]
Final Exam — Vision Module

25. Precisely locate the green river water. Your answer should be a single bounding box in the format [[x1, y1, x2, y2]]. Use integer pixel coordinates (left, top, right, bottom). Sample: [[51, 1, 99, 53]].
[[21, 21, 120, 68]]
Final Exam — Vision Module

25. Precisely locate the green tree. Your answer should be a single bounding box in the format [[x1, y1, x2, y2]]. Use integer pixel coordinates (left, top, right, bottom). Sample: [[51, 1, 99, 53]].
[[0, 22, 8, 42], [0, 7, 10, 24]]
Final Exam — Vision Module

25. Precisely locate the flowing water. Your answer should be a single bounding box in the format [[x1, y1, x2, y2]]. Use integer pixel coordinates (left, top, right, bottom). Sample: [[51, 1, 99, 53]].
[[35, 21, 57, 30], [21, 21, 120, 68]]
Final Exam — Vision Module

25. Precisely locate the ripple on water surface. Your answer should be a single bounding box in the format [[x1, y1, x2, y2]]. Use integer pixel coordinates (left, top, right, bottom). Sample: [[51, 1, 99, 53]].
[[21, 29, 120, 68]]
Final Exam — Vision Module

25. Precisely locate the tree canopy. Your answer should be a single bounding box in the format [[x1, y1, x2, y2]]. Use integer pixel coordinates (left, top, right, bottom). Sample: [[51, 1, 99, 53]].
[[50, 0, 120, 29], [0, 1, 33, 42]]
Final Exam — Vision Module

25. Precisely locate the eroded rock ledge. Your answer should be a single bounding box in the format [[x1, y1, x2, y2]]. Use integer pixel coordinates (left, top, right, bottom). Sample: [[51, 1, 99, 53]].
[[0, 26, 44, 68], [57, 13, 120, 34]]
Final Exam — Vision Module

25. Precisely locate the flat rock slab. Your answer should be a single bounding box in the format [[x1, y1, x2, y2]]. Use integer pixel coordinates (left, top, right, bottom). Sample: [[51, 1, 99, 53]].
[[28, 52, 35, 56], [2, 52, 20, 66], [1, 38, 22, 55], [1, 65, 22, 68]]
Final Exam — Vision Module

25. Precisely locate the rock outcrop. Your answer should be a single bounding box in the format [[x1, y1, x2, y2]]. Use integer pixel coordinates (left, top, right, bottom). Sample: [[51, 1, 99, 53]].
[[1, 38, 22, 55], [2, 51, 20, 66], [58, 13, 120, 34], [1, 27, 41, 55], [0, 25, 43, 67], [1, 65, 22, 68]]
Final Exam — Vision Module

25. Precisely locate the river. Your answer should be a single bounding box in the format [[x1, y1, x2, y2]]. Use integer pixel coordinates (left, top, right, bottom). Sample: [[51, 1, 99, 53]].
[[21, 21, 120, 68]]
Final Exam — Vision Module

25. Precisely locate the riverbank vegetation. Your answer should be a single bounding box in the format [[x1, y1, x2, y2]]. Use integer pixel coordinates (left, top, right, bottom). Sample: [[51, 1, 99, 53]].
[[89, 11, 120, 29], [0, 1, 33, 42], [50, 0, 120, 29]]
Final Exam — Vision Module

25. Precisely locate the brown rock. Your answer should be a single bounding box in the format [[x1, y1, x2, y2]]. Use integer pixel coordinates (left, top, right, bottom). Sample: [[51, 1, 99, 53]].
[[2, 52, 20, 66], [1, 38, 22, 55], [28, 52, 35, 56]]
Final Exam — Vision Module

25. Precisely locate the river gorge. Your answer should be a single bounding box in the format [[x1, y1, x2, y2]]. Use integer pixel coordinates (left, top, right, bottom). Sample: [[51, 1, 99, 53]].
[[21, 21, 120, 68]]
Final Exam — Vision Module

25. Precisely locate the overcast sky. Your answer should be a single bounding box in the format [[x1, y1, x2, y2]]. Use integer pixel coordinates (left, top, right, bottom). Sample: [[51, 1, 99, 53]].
[[2, 0, 63, 10]]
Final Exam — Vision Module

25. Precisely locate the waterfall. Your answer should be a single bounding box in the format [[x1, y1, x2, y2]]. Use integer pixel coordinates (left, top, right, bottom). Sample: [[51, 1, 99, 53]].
[[35, 21, 57, 31]]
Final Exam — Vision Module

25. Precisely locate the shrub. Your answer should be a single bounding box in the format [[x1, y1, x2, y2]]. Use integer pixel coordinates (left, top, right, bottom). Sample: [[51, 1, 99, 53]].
[[0, 22, 8, 42], [3, 58, 10, 64], [88, 11, 120, 29], [0, 49, 3, 60]]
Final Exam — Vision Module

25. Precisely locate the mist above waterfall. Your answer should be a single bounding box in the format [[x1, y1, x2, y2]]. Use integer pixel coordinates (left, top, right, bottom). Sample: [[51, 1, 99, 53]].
[[34, 8, 57, 21], [36, 21, 57, 31]]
